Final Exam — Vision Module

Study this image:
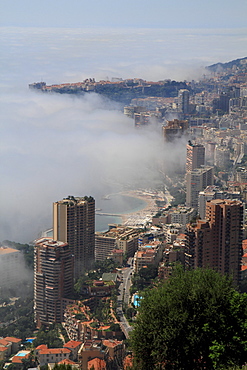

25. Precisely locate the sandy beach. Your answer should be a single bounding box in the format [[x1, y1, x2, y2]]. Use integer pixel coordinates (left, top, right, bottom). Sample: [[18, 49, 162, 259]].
[[119, 190, 163, 227]]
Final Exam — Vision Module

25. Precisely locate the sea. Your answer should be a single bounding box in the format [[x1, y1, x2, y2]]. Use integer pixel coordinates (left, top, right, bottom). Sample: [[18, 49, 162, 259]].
[[0, 27, 246, 242], [95, 193, 147, 232]]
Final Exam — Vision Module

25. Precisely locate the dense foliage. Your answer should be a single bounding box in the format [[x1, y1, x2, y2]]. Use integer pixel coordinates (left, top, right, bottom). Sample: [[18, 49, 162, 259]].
[[131, 268, 247, 370], [169, 186, 186, 207], [130, 265, 158, 294], [0, 297, 35, 340], [74, 258, 119, 297], [33, 325, 64, 348]]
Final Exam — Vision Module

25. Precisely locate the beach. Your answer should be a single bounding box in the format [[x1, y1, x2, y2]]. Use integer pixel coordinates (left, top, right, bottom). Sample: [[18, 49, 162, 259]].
[[119, 190, 165, 227], [95, 189, 169, 231]]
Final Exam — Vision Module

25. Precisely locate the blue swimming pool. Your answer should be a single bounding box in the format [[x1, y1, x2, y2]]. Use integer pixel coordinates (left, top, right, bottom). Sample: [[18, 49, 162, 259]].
[[133, 294, 142, 307], [25, 338, 35, 343]]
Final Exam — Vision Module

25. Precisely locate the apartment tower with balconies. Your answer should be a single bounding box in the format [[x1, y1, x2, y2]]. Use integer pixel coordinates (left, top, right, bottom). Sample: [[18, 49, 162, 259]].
[[185, 199, 243, 285], [34, 238, 74, 328], [53, 196, 95, 279]]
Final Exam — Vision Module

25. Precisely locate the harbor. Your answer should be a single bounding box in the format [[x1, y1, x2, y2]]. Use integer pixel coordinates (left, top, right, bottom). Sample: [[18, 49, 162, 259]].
[[96, 190, 167, 229]]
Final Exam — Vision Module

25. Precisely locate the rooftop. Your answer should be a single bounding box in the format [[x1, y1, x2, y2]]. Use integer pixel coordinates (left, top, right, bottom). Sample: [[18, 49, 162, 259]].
[[5, 337, 22, 343], [39, 348, 71, 355], [64, 340, 82, 349], [103, 339, 122, 348], [35, 237, 68, 248]]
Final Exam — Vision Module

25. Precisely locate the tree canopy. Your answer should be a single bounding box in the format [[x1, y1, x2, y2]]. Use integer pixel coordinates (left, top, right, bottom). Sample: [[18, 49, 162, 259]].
[[131, 268, 247, 370]]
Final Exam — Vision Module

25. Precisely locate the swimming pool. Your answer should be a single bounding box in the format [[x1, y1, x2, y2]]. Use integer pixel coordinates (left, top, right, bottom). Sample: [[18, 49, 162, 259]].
[[133, 294, 142, 307]]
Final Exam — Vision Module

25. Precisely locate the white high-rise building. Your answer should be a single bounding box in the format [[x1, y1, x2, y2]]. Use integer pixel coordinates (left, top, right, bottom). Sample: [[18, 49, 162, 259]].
[[186, 166, 214, 209]]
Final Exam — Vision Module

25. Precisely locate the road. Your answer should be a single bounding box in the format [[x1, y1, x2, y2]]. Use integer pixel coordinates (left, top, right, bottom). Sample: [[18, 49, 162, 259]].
[[116, 259, 134, 338]]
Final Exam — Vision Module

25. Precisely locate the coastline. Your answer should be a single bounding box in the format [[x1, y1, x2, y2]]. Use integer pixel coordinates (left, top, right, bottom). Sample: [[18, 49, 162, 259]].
[[118, 190, 162, 227]]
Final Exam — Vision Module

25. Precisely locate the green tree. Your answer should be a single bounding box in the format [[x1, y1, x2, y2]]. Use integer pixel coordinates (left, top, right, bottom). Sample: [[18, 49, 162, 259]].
[[33, 325, 63, 348], [131, 268, 247, 370], [53, 364, 72, 370]]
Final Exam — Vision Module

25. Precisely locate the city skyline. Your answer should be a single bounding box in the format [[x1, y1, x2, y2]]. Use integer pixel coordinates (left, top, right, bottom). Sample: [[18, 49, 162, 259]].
[[0, 0, 246, 243]]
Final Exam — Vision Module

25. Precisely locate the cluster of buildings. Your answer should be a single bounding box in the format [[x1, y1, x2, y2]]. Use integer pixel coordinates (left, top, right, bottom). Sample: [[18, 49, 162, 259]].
[[34, 196, 96, 329], [146, 137, 245, 286], [0, 336, 125, 370], [2, 57, 247, 368]]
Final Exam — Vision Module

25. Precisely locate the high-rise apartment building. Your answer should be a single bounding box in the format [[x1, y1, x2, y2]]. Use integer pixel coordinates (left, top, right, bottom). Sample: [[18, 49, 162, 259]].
[[34, 238, 74, 328], [178, 89, 190, 114], [186, 141, 205, 172], [186, 166, 214, 209], [185, 199, 243, 285], [53, 196, 95, 279], [162, 119, 188, 142], [198, 186, 241, 219]]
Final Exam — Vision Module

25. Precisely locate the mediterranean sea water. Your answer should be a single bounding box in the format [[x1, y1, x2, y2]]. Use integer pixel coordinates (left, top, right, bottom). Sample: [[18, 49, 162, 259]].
[[95, 194, 147, 232]]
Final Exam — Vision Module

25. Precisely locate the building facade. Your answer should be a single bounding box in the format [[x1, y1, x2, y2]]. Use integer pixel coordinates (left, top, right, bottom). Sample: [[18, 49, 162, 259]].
[[162, 119, 188, 142], [178, 89, 190, 113], [186, 166, 214, 209], [185, 199, 243, 285], [53, 196, 95, 278], [95, 226, 139, 261], [34, 238, 74, 328], [186, 141, 205, 172]]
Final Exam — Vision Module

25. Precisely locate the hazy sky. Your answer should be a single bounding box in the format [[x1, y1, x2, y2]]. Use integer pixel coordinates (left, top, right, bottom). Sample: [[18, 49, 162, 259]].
[[0, 0, 246, 29]]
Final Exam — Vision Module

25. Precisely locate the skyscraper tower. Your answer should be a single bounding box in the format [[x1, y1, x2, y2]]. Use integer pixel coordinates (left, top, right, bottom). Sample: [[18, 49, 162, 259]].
[[53, 196, 95, 279], [186, 141, 205, 172], [34, 238, 74, 328], [178, 89, 190, 114], [185, 199, 243, 285], [186, 166, 214, 209]]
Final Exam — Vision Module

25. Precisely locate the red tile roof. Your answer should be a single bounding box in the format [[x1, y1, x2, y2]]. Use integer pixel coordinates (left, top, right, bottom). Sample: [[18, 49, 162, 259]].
[[39, 348, 71, 355], [58, 359, 77, 365], [64, 341, 82, 349], [0, 339, 10, 346], [0, 347, 8, 352], [5, 337, 22, 343], [87, 357, 106, 370], [103, 339, 122, 348], [36, 344, 48, 350], [12, 354, 30, 363]]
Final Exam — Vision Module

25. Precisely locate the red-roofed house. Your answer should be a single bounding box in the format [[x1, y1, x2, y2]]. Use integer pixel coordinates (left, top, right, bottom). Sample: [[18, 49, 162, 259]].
[[36, 344, 48, 350], [0, 339, 12, 357], [63, 341, 82, 361], [4, 337, 22, 353], [11, 351, 31, 368], [37, 347, 71, 366], [78, 340, 105, 370], [87, 357, 106, 370], [103, 339, 124, 363], [57, 358, 80, 369]]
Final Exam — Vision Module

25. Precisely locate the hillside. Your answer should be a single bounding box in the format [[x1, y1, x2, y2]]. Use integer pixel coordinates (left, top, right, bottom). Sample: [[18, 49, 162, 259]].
[[207, 57, 247, 72]]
